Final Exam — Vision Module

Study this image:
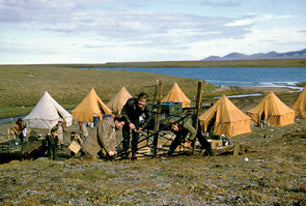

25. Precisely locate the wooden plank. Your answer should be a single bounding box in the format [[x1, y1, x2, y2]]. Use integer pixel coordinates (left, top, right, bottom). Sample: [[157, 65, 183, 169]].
[[153, 80, 163, 157], [192, 81, 202, 155]]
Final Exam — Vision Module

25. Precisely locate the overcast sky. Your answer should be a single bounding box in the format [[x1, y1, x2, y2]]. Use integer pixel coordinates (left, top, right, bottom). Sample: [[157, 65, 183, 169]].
[[1, 0, 305, 64]]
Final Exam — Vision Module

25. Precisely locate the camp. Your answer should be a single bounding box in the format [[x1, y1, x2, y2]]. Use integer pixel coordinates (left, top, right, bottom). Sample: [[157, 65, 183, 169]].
[[24, 91, 73, 129], [162, 82, 191, 108], [71, 88, 112, 122], [247, 91, 295, 126], [107, 86, 132, 114], [291, 85, 306, 119], [199, 95, 251, 137]]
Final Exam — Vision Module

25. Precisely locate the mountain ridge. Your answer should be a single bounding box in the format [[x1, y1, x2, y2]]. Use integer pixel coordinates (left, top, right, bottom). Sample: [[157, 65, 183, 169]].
[[202, 48, 306, 61]]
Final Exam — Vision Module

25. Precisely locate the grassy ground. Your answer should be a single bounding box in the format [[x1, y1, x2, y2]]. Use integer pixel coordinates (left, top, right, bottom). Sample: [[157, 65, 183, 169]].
[[0, 64, 305, 205], [0, 65, 217, 118], [0, 120, 305, 205]]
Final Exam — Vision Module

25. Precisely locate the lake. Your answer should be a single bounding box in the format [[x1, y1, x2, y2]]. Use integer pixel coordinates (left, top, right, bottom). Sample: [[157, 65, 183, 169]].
[[92, 67, 306, 87]]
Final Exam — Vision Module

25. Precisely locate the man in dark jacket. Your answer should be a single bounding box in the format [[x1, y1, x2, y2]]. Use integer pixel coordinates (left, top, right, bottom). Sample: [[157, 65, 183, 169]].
[[46, 129, 58, 160], [121, 92, 150, 160], [167, 117, 215, 157]]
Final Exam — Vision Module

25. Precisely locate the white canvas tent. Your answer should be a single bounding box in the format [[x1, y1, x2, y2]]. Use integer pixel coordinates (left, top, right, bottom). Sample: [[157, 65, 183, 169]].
[[24, 91, 73, 129]]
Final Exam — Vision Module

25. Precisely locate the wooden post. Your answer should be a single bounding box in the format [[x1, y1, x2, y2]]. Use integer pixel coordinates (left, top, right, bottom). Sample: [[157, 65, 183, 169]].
[[153, 80, 163, 157], [192, 81, 202, 155], [152, 80, 159, 105], [233, 141, 239, 157]]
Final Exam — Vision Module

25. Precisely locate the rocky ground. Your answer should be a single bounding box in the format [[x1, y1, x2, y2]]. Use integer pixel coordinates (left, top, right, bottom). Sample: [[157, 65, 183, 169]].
[[0, 86, 305, 205]]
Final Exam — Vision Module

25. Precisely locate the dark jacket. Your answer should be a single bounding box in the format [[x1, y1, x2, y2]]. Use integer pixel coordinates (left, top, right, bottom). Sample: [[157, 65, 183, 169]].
[[171, 117, 197, 142], [121, 98, 150, 128], [46, 133, 58, 146]]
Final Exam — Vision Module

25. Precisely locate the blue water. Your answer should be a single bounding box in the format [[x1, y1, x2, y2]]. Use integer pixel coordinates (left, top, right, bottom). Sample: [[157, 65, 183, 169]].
[[92, 67, 306, 87]]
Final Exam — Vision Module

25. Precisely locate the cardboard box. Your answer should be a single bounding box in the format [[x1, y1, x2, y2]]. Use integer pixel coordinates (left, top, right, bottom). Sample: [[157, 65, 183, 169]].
[[207, 139, 223, 149], [68, 140, 81, 153]]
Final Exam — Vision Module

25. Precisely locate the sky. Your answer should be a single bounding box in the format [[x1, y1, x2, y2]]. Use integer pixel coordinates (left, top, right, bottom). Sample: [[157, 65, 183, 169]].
[[0, 0, 306, 64]]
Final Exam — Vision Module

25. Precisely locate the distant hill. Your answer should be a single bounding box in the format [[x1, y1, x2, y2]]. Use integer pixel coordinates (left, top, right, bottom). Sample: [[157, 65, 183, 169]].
[[202, 48, 306, 61]]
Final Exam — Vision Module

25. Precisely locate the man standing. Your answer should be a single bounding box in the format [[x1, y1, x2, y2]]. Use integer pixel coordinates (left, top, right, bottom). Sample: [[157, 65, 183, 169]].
[[46, 129, 58, 160], [81, 115, 127, 160], [12, 118, 26, 143], [121, 92, 151, 160], [78, 120, 89, 139], [167, 117, 215, 157], [52, 121, 65, 150]]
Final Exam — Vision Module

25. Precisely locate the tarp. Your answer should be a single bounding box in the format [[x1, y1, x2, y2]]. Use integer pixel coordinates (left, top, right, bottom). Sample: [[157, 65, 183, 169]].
[[24, 91, 73, 129], [247, 91, 295, 126], [162, 82, 191, 108], [71, 88, 112, 122], [291, 85, 306, 118], [199, 95, 251, 137], [107, 86, 132, 114]]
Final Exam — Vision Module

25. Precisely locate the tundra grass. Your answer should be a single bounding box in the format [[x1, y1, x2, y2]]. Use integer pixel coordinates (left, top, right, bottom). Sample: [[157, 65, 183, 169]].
[[12, 58, 306, 68], [0, 65, 216, 118], [0, 65, 302, 118]]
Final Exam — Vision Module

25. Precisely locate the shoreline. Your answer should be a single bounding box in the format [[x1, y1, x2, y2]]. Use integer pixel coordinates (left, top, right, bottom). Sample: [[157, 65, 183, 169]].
[[213, 85, 300, 93]]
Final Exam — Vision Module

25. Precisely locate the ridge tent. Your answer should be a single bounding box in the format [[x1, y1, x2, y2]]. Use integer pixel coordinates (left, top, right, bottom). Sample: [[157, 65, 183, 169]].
[[107, 86, 132, 114], [247, 91, 295, 126], [71, 88, 112, 122], [162, 82, 191, 108], [24, 91, 73, 129], [199, 95, 251, 137], [291, 85, 306, 119]]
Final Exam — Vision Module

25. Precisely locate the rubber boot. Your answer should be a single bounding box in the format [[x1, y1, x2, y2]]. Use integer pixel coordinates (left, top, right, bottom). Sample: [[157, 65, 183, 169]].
[[131, 152, 137, 160], [121, 150, 131, 160], [206, 146, 216, 157]]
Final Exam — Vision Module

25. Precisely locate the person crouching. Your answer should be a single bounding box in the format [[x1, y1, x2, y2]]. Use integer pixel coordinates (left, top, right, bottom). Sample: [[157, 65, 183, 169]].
[[81, 115, 127, 160], [70, 131, 83, 157], [167, 117, 215, 157]]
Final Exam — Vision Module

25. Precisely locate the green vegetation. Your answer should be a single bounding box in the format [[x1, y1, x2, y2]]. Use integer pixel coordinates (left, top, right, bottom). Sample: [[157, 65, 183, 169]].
[[101, 58, 306, 68], [6, 58, 306, 68], [0, 65, 217, 118]]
